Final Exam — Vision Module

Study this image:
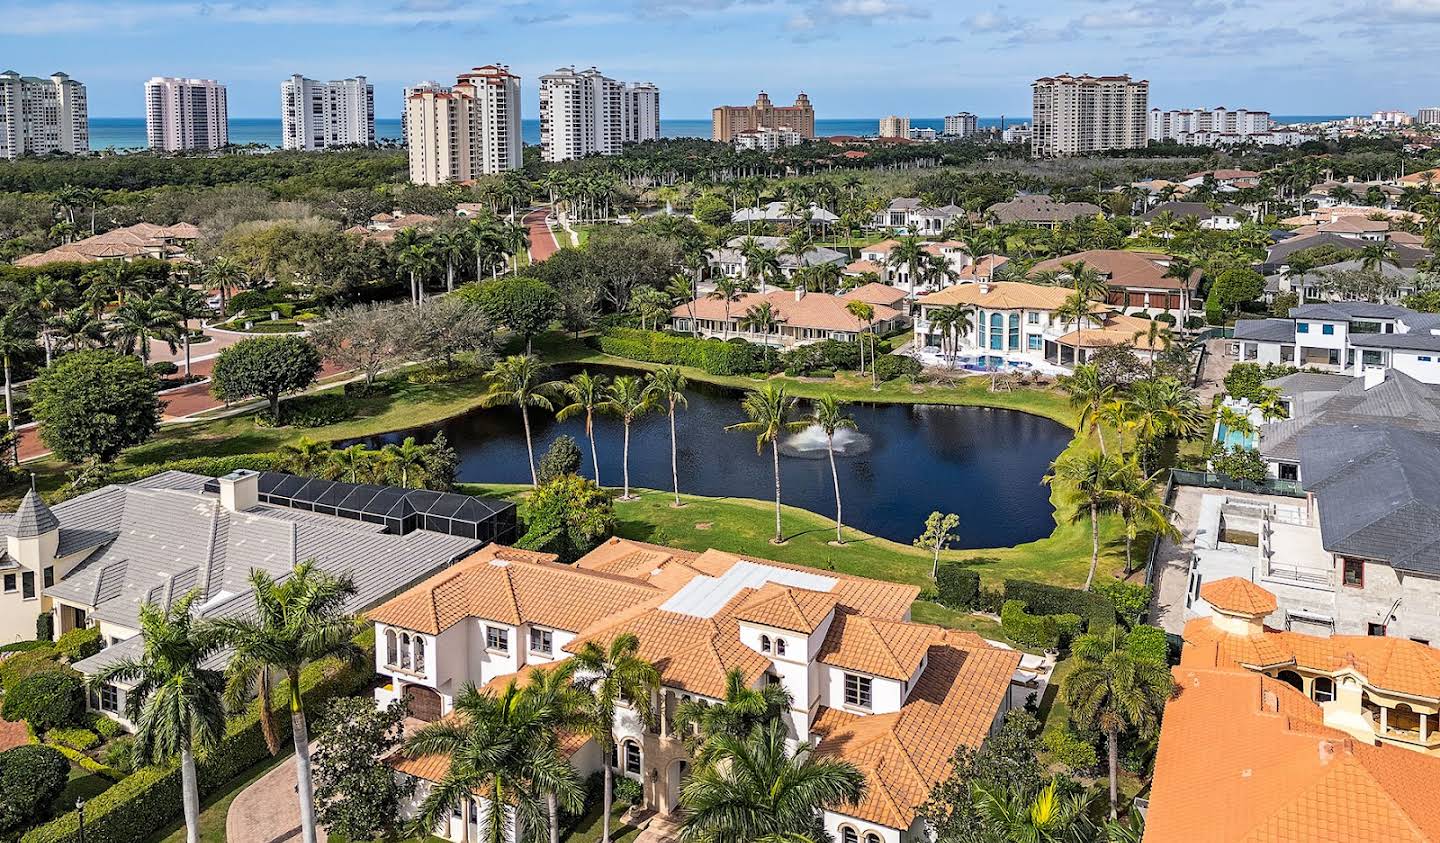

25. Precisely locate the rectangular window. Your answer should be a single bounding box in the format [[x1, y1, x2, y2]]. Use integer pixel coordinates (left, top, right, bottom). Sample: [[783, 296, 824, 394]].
[[21, 571, 34, 600], [843, 673, 872, 709], [486, 626, 509, 653], [2, 573, 14, 593], [43, 566, 54, 589], [1368, 623, 1387, 637], [1322, 324, 1335, 335], [529, 627, 553, 655], [1343, 559, 1364, 587], [1297, 322, 1309, 334]]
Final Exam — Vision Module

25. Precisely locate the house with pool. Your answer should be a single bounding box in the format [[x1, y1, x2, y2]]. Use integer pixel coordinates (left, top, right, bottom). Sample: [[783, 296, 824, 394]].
[[369, 537, 1025, 843], [911, 280, 1168, 371]]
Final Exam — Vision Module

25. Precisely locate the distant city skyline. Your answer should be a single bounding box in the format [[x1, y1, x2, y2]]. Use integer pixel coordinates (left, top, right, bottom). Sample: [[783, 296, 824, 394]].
[[7, 0, 1440, 119]]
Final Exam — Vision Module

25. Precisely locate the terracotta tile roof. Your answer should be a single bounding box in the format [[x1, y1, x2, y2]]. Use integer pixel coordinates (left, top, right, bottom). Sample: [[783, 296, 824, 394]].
[[732, 584, 838, 633], [1146, 667, 1440, 842], [817, 610, 938, 680], [367, 544, 659, 635], [813, 632, 1021, 829], [1201, 576, 1279, 615], [673, 290, 901, 332], [1182, 618, 1440, 701]]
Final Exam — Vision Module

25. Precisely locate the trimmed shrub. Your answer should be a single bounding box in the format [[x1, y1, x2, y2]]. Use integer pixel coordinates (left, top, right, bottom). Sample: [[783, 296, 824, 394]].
[[0, 745, 70, 836], [1002, 579, 1116, 637], [1001, 600, 1061, 649], [872, 353, 922, 382], [2, 670, 85, 732], [0, 646, 59, 692], [22, 634, 377, 843], [1125, 625, 1171, 665], [595, 328, 765, 376], [55, 627, 102, 663], [46, 727, 99, 752], [935, 565, 981, 610], [1043, 726, 1099, 771]]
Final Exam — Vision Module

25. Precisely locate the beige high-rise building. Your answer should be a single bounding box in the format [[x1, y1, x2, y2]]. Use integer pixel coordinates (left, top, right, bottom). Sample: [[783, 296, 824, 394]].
[[405, 65, 521, 185], [712, 92, 814, 142], [878, 115, 909, 138], [1031, 74, 1148, 158], [0, 71, 88, 159]]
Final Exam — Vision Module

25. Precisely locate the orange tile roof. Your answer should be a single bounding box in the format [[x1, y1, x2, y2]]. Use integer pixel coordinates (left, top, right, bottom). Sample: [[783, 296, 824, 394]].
[[732, 585, 838, 633], [367, 544, 660, 635], [812, 631, 1021, 829], [1146, 667, 1440, 842], [817, 610, 937, 680], [1201, 577, 1279, 616]]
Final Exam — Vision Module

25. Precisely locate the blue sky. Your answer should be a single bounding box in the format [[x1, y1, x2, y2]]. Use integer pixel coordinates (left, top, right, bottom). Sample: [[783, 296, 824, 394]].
[[5, 0, 1440, 119]]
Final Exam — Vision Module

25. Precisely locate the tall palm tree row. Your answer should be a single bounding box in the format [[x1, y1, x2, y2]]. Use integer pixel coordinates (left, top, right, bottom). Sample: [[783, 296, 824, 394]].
[[728, 383, 806, 544]]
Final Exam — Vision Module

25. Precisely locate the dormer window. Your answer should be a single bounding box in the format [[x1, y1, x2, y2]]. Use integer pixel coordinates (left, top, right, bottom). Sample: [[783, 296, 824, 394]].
[[761, 635, 772, 653]]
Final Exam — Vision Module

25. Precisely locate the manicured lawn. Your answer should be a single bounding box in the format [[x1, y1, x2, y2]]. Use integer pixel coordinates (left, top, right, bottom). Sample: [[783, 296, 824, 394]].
[[147, 753, 289, 843]]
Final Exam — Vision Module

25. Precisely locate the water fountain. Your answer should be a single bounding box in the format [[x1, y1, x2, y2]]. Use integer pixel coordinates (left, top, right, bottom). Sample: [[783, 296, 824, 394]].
[[779, 425, 874, 459]]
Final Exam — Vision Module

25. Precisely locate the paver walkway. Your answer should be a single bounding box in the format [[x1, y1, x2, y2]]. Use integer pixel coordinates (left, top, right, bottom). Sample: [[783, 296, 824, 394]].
[[226, 750, 326, 843]]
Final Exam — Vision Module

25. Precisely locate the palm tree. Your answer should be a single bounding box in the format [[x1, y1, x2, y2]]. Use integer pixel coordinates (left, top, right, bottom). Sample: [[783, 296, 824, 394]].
[[554, 370, 610, 486], [604, 375, 655, 500], [727, 384, 806, 543], [214, 563, 361, 843], [90, 592, 226, 843], [969, 778, 1094, 843], [165, 285, 209, 379], [707, 277, 744, 340], [381, 436, 428, 488], [1104, 458, 1179, 575], [403, 678, 585, 843], [844, 300, 874, 375], [276, 436, 333, 476], [1060, 364, 1116, 456], [645, 366, 688, 507], [802, 395, 856, 544], [1044, 451, 1124, 591], [886, 234, 927, 301], [1065, 632, 1176, 819], [109, 294, 180, 363], [672, 668, 792, 764], [679, 720, 865, 843], [480, 355, 556, 487], [570, 634, 660, 843], [0, 308, 37, 435], [739, 300, 783, 347]]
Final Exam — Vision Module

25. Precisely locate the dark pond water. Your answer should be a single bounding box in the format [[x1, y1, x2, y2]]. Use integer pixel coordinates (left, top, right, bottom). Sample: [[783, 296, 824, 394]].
[[349, 367, 1072, 547]]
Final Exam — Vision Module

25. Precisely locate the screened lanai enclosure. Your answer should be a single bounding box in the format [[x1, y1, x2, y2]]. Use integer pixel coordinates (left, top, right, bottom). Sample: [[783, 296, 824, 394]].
[[202, 471, 518, 543]]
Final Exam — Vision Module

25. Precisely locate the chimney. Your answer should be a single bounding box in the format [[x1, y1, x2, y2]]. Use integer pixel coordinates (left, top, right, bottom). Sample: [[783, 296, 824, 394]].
[[218, 469, 260, 513], [1363, 366, 1386, 390]]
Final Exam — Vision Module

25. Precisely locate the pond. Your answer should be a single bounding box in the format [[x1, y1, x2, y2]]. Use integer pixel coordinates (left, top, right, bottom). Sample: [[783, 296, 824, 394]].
[[349, 367, 1073, 547]]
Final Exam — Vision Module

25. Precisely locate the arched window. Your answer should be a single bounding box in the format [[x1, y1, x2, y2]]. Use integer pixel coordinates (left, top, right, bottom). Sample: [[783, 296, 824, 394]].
[[385, 629, 398, 666], [413, 635, 426, 673], [400, 633, 412, 670], [841, 828, 858, 843], [623, 740, 642, 775], [775, 638, 787, 657], [1313, 677, 1335, 703], [761, 635, 772, 653]]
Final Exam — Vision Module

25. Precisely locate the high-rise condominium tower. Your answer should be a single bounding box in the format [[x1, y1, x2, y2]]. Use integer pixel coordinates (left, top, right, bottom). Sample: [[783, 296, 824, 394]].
[[405, 65, 522, 185], [1031, 74, 1148, 157], [712, 92, 814, 142], [145, 77, 228, 152], [538, 68, 661, 163], [281, 75, 375, 150], [0, 71, 88, 159]]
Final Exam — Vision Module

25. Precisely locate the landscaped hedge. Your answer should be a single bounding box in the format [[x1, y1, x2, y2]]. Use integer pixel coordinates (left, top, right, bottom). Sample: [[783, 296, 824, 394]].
[[21, 633, 376, 843], [595, 328, 767, 376], [1000, 600, 1081, 649], [1002, 579, 1117, 637], [935, 565, 981, 610]]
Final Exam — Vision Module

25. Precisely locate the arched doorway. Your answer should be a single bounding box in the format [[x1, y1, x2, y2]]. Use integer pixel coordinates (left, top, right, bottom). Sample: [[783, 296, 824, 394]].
[[403, 684, 442, 722], [1276, 670, 1303, 692], [663, 759, 688, 815]]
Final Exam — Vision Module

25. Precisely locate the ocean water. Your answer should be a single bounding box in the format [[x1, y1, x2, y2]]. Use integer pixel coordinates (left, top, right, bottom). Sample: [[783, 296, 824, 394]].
[[85, 115, 1352, 151]]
